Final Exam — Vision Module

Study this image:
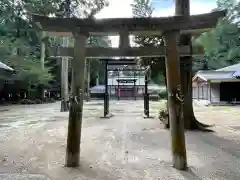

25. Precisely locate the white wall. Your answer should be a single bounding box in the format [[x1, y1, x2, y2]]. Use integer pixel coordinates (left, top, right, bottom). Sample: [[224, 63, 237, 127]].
[[209, 83, 220, 103], [192, 82, 220, 103], [192, 83, 209, 100]]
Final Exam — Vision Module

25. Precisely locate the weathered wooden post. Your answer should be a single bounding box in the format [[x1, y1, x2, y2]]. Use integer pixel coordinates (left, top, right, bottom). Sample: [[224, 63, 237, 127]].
[[96, 71, 99, 86], [40, 31, 46, 71], [60, 0, 71, 111], [87, 61, 91, 101], [66, 32, 87, 167], [61, 36, 69, 112], [103, 60, 109, 117], [85, 60, 91, 102], [144, 72, 149, 118], [164, 30, 187, 170], [133, 72, 136, 100], [40, 31, 46, 99]]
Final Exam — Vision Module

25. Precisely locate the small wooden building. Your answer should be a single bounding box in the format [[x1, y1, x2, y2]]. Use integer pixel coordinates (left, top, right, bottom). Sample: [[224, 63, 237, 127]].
[[192, 63, 240, 104]]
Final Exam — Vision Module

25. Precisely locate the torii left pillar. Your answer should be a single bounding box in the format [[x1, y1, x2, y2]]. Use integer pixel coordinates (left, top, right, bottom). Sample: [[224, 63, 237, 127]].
[[164, 30, 187, 170], [66, 32, 87, 167]]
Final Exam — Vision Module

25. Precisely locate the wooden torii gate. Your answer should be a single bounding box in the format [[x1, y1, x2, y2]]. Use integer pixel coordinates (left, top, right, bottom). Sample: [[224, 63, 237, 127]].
[[31, 8, 225, 170]]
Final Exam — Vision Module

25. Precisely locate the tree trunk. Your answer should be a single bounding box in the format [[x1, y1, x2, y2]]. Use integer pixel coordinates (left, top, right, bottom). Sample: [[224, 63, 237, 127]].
[[181, 57, 197, 129], [85, 60, 90, 102], [61, 57, 69, 112], [163, 68, 169, 128], [40, 31, 46, 99], [181, 61, 213, 130], [176, 0, 194, 130], [61, 0, 70, 111], [65, 33, 86, 167], [164, 31, 187, 170], [179, 31, 197, 129], [176, 0, 212, 130], [96, 71, 99, 86]]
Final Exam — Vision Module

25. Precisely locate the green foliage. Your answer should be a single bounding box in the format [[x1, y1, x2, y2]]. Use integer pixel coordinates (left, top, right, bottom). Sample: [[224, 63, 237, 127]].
[[0, 18, 52, 82], [158, 101, 168, 128], [131, 0, 163, 48], [88, 36, 111, 85], [159, 88, 167, 99], [7, 56, 52, 85], [131, 0, 165, 84], [131, 0, 153, 17], [48, 34, 111, 86], [196, 0, 240, 70], [151, 72, 165, 84], [215, 0, 239, 23], [24, 0, 109, 17], [0, 0, 109, 102]]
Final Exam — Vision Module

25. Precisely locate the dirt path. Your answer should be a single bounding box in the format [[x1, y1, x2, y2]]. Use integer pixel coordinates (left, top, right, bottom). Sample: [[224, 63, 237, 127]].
[[0, 101, 240, 179]]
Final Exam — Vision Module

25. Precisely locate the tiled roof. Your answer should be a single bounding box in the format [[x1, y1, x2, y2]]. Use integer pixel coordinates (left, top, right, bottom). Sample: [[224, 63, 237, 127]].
[[216, 63, 240, 71], [195, 70, 234, 81], [193, 62, 240, 82]]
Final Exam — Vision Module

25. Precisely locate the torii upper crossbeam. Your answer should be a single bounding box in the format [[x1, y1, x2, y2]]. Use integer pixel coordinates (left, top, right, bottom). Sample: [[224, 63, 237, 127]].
[[32, 11, 225, 35]]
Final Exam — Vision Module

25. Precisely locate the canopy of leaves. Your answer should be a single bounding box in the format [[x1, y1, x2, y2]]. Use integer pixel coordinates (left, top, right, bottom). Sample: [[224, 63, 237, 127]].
[[0, 0, 109, 100], [196, 0, 240, 70]]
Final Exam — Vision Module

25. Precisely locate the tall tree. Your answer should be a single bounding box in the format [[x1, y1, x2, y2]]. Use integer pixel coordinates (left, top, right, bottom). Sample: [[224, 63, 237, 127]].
[[131, 0, 215, 130], [184, 0, 240, 130], [0, 0, 53, 101], [0, 0, 110, 104], [131, 0, 170, 130], [196, 0, 240, 70], [176, 0, 212, 130], [216, 0, 237, 22], [60, 0, 71, 112]]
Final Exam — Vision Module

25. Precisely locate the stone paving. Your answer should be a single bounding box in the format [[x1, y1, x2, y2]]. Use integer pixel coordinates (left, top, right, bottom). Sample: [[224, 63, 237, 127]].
[[0, 101, 240, 179]]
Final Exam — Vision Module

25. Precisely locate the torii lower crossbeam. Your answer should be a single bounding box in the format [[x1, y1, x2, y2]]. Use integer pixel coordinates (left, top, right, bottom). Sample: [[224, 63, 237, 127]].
[[50, 46, 201, 58]]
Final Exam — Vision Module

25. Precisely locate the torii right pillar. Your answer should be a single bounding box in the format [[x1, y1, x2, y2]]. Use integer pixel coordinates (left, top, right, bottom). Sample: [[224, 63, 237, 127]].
[[164, 30, 187, 170]]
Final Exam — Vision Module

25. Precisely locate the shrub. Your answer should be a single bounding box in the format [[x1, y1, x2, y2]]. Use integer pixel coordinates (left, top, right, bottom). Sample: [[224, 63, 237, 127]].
[[19, 99, 36, 104], [43, 98, 56, 103], [19, 98, 56, 104], [35, 99, 43, 104], [158, 101, 169, 128]]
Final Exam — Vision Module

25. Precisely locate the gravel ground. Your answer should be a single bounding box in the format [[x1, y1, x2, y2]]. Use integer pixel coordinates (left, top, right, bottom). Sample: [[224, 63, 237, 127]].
[[0, 100, 240, 180]]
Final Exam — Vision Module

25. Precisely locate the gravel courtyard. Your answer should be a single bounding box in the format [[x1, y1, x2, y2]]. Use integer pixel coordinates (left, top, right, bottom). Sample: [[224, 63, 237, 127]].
[[0, 100, 240, 180]]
